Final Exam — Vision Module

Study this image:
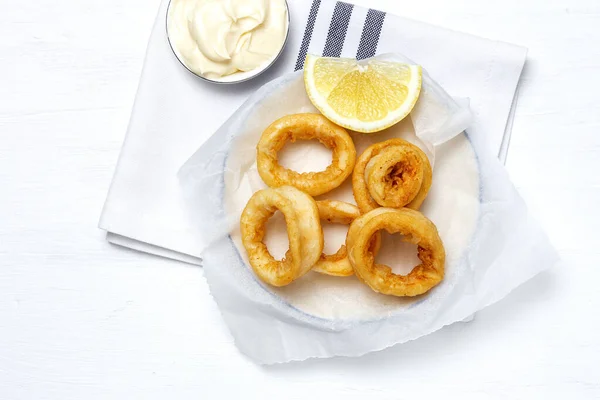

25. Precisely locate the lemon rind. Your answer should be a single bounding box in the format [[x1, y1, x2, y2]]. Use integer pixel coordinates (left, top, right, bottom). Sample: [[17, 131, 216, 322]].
[[304, 54, 422, 133]]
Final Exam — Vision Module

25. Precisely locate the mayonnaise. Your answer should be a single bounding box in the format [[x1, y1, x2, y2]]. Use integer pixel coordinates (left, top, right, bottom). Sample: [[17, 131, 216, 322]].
[[167, 0, 289, 81]]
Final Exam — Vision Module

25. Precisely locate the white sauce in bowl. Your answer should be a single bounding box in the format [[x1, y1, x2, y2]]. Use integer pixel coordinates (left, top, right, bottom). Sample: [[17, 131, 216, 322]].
[[167, 0, 289, 82]]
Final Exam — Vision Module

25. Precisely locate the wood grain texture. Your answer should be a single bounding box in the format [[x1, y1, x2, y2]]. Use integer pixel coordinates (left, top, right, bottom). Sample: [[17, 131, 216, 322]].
[[1, 0, 599, 398]]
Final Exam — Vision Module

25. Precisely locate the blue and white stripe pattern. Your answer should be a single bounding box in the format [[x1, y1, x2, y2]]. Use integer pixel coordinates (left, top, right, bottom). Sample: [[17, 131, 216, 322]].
[[294, 0, 323, 71], [294, 0, 387, 70], [356, 9, 386, 60], [322, 2, 354, 57]]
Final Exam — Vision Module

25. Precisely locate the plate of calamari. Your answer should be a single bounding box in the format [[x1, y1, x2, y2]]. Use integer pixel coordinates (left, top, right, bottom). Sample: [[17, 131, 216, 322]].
[[181, 53, 488, 322]]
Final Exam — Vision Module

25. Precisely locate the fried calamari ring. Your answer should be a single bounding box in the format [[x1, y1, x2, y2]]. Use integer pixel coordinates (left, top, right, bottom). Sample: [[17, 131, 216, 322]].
[[347, 208, 445, 297], [352, 139, 432, 213], [240, 186, 323, 287], [257, 114, 357, 196], [312, 200, 361, 277]]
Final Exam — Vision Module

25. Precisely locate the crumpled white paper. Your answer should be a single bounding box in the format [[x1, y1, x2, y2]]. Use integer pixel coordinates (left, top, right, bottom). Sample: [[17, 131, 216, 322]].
[[179, 54, 558, 364]]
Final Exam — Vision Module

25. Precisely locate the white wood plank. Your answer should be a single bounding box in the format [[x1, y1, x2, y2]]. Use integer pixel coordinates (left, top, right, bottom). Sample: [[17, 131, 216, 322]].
[[1, 0, 599, 398]]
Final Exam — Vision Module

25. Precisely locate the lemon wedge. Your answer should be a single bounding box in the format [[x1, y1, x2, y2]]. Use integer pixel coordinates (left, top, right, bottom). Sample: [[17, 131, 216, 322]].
[[304, 54, 422, 133]]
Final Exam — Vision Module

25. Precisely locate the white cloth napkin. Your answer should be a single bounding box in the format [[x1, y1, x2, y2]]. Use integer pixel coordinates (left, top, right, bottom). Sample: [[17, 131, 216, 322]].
[[99, 0, 527, 264]]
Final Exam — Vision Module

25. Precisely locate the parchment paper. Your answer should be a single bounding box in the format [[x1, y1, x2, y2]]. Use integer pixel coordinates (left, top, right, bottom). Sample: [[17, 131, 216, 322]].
[[179, 54, 557, 364]]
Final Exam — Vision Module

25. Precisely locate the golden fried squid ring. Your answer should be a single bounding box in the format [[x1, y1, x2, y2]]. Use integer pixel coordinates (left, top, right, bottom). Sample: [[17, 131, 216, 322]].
[[312, 200, 361, 277], [257, 114, 357, 196], [240, 186, 323, 287], [352, 139, 432, 213], [347, 208, 445, 297]]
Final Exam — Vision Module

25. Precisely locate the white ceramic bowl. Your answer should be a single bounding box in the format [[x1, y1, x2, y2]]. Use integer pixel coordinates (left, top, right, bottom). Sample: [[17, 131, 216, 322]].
[[166, 0, 291, 84]]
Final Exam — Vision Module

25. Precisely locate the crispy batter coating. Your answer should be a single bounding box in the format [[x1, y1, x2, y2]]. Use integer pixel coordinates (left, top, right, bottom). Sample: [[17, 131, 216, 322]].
[[353, 139, 432, 213], [240, 186, 323, 287], [257, 114, 357, 196], [312, 200, 361, 277], [347, 208, 445, 297]]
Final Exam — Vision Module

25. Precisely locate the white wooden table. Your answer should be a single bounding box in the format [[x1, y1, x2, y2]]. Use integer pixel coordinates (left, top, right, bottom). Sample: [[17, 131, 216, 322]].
[[1, 0, 599, 398]]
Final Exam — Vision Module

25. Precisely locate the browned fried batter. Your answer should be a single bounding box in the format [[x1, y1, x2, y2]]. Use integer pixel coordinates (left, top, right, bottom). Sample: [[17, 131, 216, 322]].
[[257, 114, 356, 196], [353, 139, 432, 213], [347, 208, 445, 297]]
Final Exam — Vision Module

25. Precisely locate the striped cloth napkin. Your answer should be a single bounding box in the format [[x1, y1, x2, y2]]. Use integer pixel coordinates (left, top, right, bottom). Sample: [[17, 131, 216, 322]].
[[100, 0, 527, 264]]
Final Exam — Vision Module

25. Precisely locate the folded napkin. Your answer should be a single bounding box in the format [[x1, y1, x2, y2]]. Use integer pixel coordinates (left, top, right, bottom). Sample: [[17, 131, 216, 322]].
[[100, 0, 527, 263]]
